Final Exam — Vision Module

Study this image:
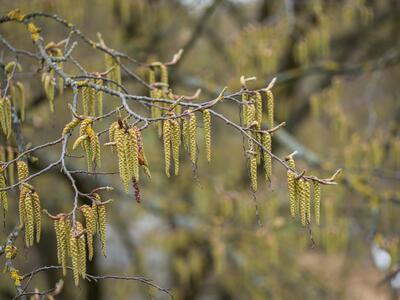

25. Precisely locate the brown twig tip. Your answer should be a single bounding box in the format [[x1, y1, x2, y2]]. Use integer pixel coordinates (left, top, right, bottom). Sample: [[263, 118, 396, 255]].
[[240, 75, 257, 88], [285, 150, 298, 161], [267, 122, 286, 134], [328, 169, 342, 182], [265, 77, 277, 91], [295, 170, 306, 180], [170, 48, 183, 65]]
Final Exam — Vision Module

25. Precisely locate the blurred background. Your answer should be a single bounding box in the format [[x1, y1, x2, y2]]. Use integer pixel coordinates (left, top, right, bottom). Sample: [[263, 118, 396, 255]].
[[0, 0, 400, 299]]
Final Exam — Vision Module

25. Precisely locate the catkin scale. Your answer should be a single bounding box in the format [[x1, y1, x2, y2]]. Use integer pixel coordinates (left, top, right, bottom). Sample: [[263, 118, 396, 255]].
[[203, 109, 212, 163], [163, 120, 171, 177]]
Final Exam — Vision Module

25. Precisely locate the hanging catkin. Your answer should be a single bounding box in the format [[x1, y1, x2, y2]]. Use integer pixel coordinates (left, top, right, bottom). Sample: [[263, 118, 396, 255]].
[[115, 126, 130, 191], [262, 132, 272, 181], [266, 90, 274, 129], [42, 72, 55, 112], [17, 161, 29, 183], [305, 180, 311, 224], [0, 171, 8, 214], [97, 203, 107, 257], [0, 97, 12, 138], [163, 120, 171, 177], [249, 149, 258, 192], [313, 180, 321, 225], [242, 92, 248, 126], [188, 112, 197, 166], [203, 109, 212, 163], [171, 119, 181, 176], [297, 179, 306, 226], [128, 127, 139, 181], [95, 79, 103, 116], [32, 191, 41, 243], [80, 205, 96, 261], [255, 92, 263, 127], [287, 171, 297, 217]]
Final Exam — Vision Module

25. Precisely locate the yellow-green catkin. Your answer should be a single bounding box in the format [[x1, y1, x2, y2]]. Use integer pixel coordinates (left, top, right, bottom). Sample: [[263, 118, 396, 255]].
[[160, 64, 168, 88], [62, 118, 81, 136], [95, 79, 103, 116], [188, 113, 197, 166], [97, 203, 107, 257], [55, 216, 68, 275], [82, 85, 95, 116], [6, 147, 14, 185], [32, 191, 41, 243], [255, 92, 263, 127], [76, 222, 86, 279], [0, 171, 8, 214], [182, 117, 190, 152], [11, 81, 25, 122], [203, 109, 212, 163], [0, 97, 12, 138], [171, 119, 181, 176], [266, 90, 274, 129], [242, 92, 249, 126], [70, 226, 80, 286], [24, 191, 34, 246], [128, 127, 139, 181], [313, 180, 321, 225], [287, 171, 296, 217], [17, 161, 29, 183], [262, 132, 272, 181], [80, 205, 96, 261], [297, 179, 306, 226], [115, 126, 129, 191], [246, 102, 256, 128], [163, 120, 171, 177], [249, 150, 258, 192], [42, 72, 55, 112], [304, 180, 311, 224]]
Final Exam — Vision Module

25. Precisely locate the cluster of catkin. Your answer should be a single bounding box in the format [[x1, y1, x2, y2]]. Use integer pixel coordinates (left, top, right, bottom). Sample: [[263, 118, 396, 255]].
[[72, 118, 101, 171], [81, 79, 104, 117], [242, 89, 274, 192], [286, 157, 321, 226], [17, 161, 42, 247], [109, 120, 150, 192], [53, 196, 109, 286]]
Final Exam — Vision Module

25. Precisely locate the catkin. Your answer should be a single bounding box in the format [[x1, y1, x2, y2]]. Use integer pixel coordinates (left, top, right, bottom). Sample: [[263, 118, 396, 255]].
[[128, 127, 139, 181], [24, 191, 34, 246], [115, 127, 130, 191], [0, 172, 8, 214], [11, 81, 25, 122], [188, 113, 197, 166], [42, 72, 55, 112], [266, 90, 274, 129], [163, 120, 171, 177], [76, 222, 86, 279], [203, 109, 212, 163], [80, 205, 96, 261], [62, 118, 81, 136], [304, 180, 311, 224], [297, 179, 306, 226], [287, 171, 297, 218], [136, 129, 151, 178], [182, 117, 190, 152], [262, 133, 272, 181], [55, 216, 68, 275], [246, 103, 255, 128], [171, 119, 181, 176], [6, 147, 14, 185], [249, 151, 258, 192], [95, 79, 103, 116], [17, 161, 29, 183], [69, 228, 80, 286], [0, 97, 12, 138], [160, 64, 168, 87], [19, 184, 29, 225], [32, 191, 41, 243], [255, 92, 263, 127], [313, 180, 321, 225], [242, 92, 248, 126], [97, 203, 107, 257]]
